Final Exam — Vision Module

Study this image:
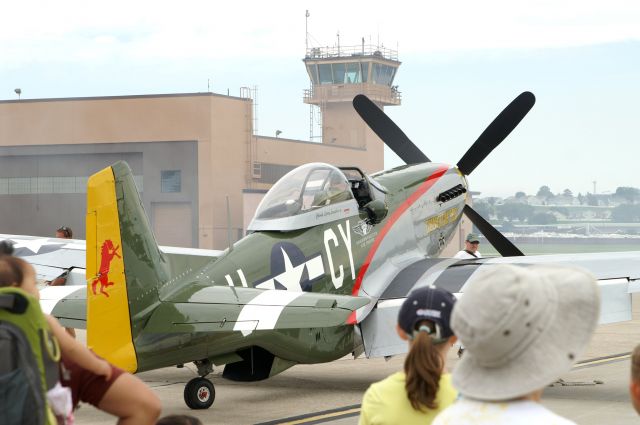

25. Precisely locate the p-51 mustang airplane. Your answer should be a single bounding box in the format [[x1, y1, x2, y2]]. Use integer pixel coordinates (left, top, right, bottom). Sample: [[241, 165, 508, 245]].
[[4, 92, 640, 409]]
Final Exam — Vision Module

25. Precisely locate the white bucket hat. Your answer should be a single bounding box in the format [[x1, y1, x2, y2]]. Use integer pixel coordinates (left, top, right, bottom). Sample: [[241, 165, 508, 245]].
[[451, 264, 600, 400]]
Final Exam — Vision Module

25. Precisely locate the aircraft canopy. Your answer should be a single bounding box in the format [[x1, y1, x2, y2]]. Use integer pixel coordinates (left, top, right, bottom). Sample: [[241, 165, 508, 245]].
[[248, 163, 359, 232]]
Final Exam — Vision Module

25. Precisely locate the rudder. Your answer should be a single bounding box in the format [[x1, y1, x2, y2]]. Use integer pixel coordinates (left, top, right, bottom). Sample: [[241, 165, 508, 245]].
[[86, 161, 168, 372]]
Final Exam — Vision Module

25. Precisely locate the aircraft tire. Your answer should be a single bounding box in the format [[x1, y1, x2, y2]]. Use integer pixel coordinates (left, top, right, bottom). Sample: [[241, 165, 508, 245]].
[[184, 377, 215, 409]]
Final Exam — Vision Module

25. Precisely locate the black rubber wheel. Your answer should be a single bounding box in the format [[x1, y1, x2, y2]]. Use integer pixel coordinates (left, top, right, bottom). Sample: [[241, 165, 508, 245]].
[[184, 377, 215, 409]]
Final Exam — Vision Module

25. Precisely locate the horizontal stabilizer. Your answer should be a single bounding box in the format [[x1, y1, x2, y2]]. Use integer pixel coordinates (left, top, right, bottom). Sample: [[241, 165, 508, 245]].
[[145, 287, 370, 334], [39, 286, 86, 329]]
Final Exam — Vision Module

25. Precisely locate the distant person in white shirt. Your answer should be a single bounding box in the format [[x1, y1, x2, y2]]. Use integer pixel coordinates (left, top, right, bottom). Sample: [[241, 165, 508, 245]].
[[432, 264, 600, 425], [453, 233, 482, 259]]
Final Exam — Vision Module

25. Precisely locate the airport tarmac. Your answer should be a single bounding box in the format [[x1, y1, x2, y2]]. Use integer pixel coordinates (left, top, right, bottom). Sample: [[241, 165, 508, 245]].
[[75, 294, 640, 425]]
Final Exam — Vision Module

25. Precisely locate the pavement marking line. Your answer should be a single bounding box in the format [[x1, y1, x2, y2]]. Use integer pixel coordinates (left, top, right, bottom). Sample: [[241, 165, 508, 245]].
[[574, 352, 631, 370], [279, 408, 360, 425], [255, 405, 361, 425]]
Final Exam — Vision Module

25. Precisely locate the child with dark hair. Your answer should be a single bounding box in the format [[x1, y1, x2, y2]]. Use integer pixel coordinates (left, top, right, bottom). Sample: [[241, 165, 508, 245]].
[[358, 286, 458, 425], [0, 254, 161, 424], [0, 255, 111, 377]]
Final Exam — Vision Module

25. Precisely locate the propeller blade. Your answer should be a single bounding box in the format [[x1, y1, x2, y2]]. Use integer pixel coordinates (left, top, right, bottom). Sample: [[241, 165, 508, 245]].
[[353, 94, 430, 164], [463, 205, 524, 257], [457, 91, 535, 176]]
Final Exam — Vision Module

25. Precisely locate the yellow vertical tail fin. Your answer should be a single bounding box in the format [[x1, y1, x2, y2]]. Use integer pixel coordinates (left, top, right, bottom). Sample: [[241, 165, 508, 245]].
[[86, 165, 137, 372]]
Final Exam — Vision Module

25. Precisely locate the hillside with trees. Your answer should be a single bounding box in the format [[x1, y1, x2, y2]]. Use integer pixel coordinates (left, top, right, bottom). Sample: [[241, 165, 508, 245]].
[[473, 185, 640, 236]]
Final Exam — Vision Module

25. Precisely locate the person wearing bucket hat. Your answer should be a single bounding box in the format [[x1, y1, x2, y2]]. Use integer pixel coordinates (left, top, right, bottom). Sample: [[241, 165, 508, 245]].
[[358, 286, 458, 425], [453, 233, 482, 259], [433, 264, 600, 425]]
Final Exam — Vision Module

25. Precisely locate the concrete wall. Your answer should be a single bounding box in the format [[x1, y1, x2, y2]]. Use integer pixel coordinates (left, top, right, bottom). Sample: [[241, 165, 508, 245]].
[[0, 141, 198, 245], [255, 136, 384, 174]]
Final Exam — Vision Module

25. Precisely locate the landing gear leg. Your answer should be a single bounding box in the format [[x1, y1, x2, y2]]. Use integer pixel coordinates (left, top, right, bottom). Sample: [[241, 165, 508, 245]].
[[183, 360, 215, 409]]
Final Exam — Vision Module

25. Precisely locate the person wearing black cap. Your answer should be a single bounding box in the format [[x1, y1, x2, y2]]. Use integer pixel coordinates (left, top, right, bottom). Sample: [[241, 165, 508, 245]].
[[358, 286, 458, 425], [453, 233, 482, 259]]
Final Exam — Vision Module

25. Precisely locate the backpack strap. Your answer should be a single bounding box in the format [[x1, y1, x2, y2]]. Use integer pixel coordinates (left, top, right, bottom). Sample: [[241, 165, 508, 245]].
[[0, 292, 28, 314]]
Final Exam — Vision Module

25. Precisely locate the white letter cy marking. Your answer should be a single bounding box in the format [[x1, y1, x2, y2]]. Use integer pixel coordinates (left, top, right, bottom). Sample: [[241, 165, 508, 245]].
[[337, 220, 355, 280], [324, 228, 344, 289]]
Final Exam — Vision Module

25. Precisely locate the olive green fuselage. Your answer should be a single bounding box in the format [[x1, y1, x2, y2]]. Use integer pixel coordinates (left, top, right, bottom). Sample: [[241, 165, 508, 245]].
[[129, 163, 467, 375]]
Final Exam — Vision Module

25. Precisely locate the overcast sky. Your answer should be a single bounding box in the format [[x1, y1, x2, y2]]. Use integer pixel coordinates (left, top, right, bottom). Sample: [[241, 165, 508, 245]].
[[2, 0, 639, 197]]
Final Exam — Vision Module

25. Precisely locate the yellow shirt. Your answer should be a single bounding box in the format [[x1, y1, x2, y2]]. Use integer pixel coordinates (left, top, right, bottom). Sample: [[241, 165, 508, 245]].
[[358, 372, 457, 425]]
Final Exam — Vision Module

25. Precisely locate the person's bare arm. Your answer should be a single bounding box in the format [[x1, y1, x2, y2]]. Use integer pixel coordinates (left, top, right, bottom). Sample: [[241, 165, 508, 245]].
[[47, 269, 69, 286], [46, 314, 112, 380]]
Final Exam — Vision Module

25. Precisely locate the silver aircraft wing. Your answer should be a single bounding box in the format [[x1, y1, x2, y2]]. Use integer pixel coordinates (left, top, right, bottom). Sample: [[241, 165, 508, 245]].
[[360, 251, 640, 358], [1, 233, 224, 283]]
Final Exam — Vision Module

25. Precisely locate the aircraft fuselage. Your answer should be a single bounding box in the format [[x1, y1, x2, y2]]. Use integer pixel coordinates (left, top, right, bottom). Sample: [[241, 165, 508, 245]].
[[135, 163, 468, 374]]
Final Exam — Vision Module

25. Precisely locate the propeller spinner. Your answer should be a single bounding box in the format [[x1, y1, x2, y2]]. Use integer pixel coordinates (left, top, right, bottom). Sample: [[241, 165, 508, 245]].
[[352, 92, 534, 257]]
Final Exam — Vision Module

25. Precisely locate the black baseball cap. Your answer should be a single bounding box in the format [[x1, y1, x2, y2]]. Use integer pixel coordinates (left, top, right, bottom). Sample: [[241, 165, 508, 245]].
[[398, 286, 456, 342]]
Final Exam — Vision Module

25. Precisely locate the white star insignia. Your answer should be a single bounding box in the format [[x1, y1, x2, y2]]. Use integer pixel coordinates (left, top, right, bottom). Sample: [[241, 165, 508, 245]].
[[11, 238, 58, 254], [255, 248, 325, 291], [272, 248, 306, 291]]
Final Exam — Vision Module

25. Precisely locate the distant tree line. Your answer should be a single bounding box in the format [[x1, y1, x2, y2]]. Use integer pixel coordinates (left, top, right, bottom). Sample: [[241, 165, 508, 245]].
[[474, 202, 558, 224], [474, 185, 640, 223], [615, 187, 640, 203], [511, 186, 640, 203]]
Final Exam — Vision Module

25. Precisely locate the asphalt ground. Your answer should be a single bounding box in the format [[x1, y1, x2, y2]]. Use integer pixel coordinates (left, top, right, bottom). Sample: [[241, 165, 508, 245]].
[[74, 294, 640, 425]]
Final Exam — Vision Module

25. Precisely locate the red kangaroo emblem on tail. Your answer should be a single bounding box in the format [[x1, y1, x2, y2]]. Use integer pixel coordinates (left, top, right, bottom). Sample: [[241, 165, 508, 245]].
[[91, 239, 121, 298]]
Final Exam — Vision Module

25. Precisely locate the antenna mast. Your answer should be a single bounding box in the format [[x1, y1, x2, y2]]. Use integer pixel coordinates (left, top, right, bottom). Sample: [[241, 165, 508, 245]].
[[305, 10, 310, 52]]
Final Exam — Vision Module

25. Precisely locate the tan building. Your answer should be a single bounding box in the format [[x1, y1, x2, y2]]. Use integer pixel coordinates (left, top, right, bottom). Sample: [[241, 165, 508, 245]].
[[0, 46, 409, 250]]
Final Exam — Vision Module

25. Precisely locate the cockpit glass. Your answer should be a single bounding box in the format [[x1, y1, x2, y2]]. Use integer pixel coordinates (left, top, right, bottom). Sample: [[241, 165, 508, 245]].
[[254, 163, 353, 220], [301, 168, 331, 211]]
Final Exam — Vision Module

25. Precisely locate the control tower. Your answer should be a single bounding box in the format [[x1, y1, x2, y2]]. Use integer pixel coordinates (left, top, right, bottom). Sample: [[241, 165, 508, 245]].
[[303, 43, 401, 151]]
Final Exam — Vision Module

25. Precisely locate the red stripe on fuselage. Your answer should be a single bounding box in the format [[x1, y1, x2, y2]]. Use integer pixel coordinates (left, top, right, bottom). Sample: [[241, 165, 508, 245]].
[[351, 165, 450, 298]]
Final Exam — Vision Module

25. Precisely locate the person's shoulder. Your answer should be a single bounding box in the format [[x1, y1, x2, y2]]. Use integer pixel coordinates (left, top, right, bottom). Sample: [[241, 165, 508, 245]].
[[434, 399, 576, 425], [439, 372, 453, 384], [467, 400, 575, 425], [432, 398, 476, 425], [453, 250, 467, 259], [437, 373, 456, 396], [506, 401, 575, 424], [361, 372, 404, 415], [369, 372, 405, 391]]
